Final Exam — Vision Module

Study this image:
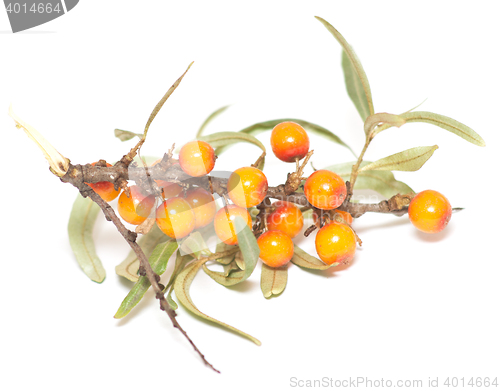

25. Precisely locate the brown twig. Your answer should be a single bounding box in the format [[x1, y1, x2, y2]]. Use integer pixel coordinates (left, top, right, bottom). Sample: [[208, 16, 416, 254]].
[[69, 163, 415, 218], [60, 169, 220, 373]]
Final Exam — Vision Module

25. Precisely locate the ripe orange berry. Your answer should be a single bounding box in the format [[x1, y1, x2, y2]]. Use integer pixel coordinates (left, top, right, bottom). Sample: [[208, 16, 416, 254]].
[[117, 185, 155, 225], [184, 187, 216, 229], [227, 166, 268, 208], [179, 140, 216, 177], [266, 201, 304, 238], [214, 205, 252, 245], [304, 169, 346, 210], [270, 121, 310, 162], [257, 230, 294, 268], [86, 162, 120, 202], [315, 222, 356, 265], [156, 197, 195, 239], [408, 190, 452, 233], [156, 180, 182, 199], [313, 209, 353, 226]]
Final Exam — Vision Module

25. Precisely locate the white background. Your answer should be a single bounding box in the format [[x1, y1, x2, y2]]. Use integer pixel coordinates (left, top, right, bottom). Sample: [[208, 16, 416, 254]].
[[1, 1, 499, 390]]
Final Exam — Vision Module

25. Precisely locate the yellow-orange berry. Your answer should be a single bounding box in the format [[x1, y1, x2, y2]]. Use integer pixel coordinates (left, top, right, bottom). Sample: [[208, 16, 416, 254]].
[[117, 185, 155, 225], [227, 166, 268, 208], [408, 190, 452, 233], [214, 205, 252, 245], [266, 201, 304, 238], [179, 140, 216, 177], [315, 222, 356, 265], [257, 230, 294, 268], [184, 187, 216, 229], [304, 170, 346, 210], [156, 181, 182, 199], [156, 197, 195, 239], [270, 121, 310, 162], [313, 209, 353, 226], [86, 162, 120, 202]]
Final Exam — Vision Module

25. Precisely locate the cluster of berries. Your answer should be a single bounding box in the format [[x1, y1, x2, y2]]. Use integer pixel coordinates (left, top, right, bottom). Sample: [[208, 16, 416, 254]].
[[87, 121, 452, 269]]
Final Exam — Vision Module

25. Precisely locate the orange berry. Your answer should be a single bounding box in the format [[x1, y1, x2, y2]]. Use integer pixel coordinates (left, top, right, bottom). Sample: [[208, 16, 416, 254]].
[[313, 209, 353, 226], [156, 197, 195, 239], [184, 187, 217, 229], [315, 222, 356, 265], [117, 185, 155, 225], [86, 162, 120, 202], [266, 201, 304, 238], [179, 140, 216, 177], [270, 121, 310, 162], [304, 169, 346, 210], [257, 230, 294, 268], [227, 166, 268, 208], [408, 190, 452, 233], [156, 180, 182, 199], [214, 205, 252, 245]]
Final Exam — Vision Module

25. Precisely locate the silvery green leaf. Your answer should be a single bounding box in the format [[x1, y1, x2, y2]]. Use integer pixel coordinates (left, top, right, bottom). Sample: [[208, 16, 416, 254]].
[[291, 246, 336, 270], [114, 129, 143, 142], [115, 225, 168, 282], [67, 194, 106, 283], [196, 105, 230, 138], [260, 264, 288, 299], [316, 16, 374, 119], [215, 118, 355, 157], [324, 161, 414, 198], [399, 111, 485, 147], [114, 240, 178, 319], [180, 231, 212, 259], [199, 131, 265, 153], [174, 258, 261, 345], [360, 145, 439, 172]]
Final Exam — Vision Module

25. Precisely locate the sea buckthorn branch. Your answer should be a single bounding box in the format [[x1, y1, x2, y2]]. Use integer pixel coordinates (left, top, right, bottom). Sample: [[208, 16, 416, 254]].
[[66, 162, 415, 219], [60, 165, 220, 373]]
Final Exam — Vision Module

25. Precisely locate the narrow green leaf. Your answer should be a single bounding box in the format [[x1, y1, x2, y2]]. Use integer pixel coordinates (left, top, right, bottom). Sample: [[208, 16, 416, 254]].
[[234, 217, 259, 277], [341, 50, 370, 121], [114, 240, 178, 319], [234, 251, 245, 271], [256, 156, 265, 171], [196, 105, 230, 138], [399, 111, 485, 147], [165, 250, 193, 293], [214, 242, 236, 265], [316, 16, 374, 118], [223, 260, 241, 276], [360, 145, 439, 172], [260, 264, 288, 299], [67, 194, 106, 283], [199, 131, 266, 153], [203, 219, 259, 287], [291, 246, 336, 270], [180, 231, 212, 259], [143, 62, 193, 137], [174, 258, 261, 345], [324, 161, 414, 199], [364, 112, 406, 136], [166, 286, 178, 310], [115, 225, 168, 282], [215, 118, 356, 157], [202, 264, 246, 287], [114, 129, 143, 142]]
